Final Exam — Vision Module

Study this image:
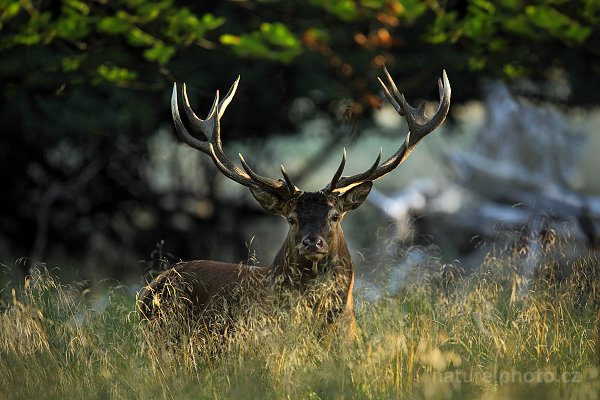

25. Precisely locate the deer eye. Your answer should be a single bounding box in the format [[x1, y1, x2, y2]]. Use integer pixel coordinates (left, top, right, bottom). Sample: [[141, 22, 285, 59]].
[[331, 212, 341, 222], [287, 216, 296, 225]]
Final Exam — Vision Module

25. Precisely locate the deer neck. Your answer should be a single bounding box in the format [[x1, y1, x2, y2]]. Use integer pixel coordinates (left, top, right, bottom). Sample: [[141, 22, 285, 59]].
[[271, 231, 354, 285]]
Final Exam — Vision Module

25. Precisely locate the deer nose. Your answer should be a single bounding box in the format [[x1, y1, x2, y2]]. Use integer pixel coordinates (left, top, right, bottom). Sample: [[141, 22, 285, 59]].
[[302, 234, 325, 251]]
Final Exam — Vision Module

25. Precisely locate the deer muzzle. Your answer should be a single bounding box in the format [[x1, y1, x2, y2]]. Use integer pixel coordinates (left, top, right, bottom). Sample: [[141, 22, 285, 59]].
[[298, 233, 328, 262]]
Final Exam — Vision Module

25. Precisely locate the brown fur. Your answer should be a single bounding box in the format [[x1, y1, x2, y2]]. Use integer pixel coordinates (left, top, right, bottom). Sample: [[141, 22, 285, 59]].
[[137, 261, 270, 320]]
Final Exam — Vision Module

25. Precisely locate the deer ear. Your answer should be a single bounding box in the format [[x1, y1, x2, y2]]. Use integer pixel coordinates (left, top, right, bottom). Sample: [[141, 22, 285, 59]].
[[249, 186, 290, 215], [338, 181, 373, 212]]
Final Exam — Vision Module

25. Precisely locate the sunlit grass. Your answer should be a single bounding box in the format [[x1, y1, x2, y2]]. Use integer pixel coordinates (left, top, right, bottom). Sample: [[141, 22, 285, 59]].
[[1, 241, 599, 399]]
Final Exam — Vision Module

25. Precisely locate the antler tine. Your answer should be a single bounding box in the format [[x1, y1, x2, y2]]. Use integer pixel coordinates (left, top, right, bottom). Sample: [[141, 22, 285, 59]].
[[206, 143, 256, 187], [238, 153, 273, 187], [171, 83, 211, 153], [181, 83, 217, 141], [218, 75, 240, 120], [395, 69, 450, 139], [379, 66, 405, 116], [181, 77, 239, 144], [280, 165, 299, 196], [211, 77, 239, 150], [328, 68, 450, 192], [324, 148, 346, 193], [325, 148, 382, 193], [172, 78, 292, 199]]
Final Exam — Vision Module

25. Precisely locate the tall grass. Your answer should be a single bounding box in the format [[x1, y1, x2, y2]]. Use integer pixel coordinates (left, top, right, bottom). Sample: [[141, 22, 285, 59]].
[[1, 242, 599, 399]]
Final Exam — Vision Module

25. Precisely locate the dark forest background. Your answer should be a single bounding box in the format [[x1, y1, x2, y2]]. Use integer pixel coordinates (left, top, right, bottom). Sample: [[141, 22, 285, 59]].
[[1, 0, 599, 285]]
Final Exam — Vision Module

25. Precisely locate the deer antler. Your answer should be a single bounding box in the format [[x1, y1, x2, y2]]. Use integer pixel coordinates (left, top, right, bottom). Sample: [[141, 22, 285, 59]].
[[171, 78, 298, 198], [323, 67, 451, 193]]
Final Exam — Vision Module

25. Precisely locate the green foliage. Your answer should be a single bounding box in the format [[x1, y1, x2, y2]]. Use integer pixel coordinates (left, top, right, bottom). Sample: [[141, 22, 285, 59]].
[[2, 0, 597, 83], [221, 22, 301, 63], [0, 0, 225, 71], [165, 9, 225, 46], [310, 0, 361, 21], [524, 5, 591, 42], [424, 1, 597, 78], [96, 64, 139, 85], [1, 0, 598, 128]]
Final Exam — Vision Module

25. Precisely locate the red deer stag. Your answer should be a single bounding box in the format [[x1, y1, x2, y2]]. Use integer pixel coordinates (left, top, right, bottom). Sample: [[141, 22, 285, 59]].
[[138, 67, 451, 337]]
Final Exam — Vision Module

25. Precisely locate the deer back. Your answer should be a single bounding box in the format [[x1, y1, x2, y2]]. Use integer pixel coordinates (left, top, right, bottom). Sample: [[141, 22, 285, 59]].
[[137, 261, 270, 320]]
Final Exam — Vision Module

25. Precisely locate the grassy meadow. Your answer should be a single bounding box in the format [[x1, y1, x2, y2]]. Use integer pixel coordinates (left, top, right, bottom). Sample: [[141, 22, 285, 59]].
[[1, 239, 599, 400]]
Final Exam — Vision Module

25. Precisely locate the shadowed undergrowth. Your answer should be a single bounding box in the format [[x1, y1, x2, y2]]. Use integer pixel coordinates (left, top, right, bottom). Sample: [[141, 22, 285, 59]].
[[1, 244, 599, 399]]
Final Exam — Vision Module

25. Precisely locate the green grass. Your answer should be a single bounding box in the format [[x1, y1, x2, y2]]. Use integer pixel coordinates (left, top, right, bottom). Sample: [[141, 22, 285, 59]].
[[1, 243, 599, 399]]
